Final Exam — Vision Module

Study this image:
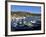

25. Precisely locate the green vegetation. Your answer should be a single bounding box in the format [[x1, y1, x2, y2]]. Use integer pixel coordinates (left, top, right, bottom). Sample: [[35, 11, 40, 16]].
[[11, 11, 41, 17]]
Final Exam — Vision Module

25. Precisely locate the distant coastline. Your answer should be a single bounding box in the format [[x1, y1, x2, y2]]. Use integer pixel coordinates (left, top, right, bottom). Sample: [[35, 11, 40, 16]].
[[11, 11, 41, 18]]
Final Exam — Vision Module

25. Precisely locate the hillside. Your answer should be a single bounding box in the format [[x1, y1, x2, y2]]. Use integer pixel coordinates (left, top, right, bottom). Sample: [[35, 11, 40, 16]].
[[11, 11, 41, 17]]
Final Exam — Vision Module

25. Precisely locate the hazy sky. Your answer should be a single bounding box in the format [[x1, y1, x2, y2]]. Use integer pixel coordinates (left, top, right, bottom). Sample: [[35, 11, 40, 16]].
[[11, 5, 41, 14]]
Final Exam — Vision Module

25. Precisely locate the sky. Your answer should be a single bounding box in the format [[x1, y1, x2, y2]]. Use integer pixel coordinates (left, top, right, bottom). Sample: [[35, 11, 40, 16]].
[[11, 5, 41, 14]]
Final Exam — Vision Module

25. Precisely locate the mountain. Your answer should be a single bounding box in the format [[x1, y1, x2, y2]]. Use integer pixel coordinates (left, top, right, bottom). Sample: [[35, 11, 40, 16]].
[[11, 11, 41, 17]]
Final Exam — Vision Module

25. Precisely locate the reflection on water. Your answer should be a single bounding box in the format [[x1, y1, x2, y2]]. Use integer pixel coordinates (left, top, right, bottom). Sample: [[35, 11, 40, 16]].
[[11, 16, 41, 31]]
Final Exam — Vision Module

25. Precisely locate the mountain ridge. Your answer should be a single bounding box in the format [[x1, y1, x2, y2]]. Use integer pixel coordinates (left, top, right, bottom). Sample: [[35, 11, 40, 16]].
[[11, 11, 41, 17]]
